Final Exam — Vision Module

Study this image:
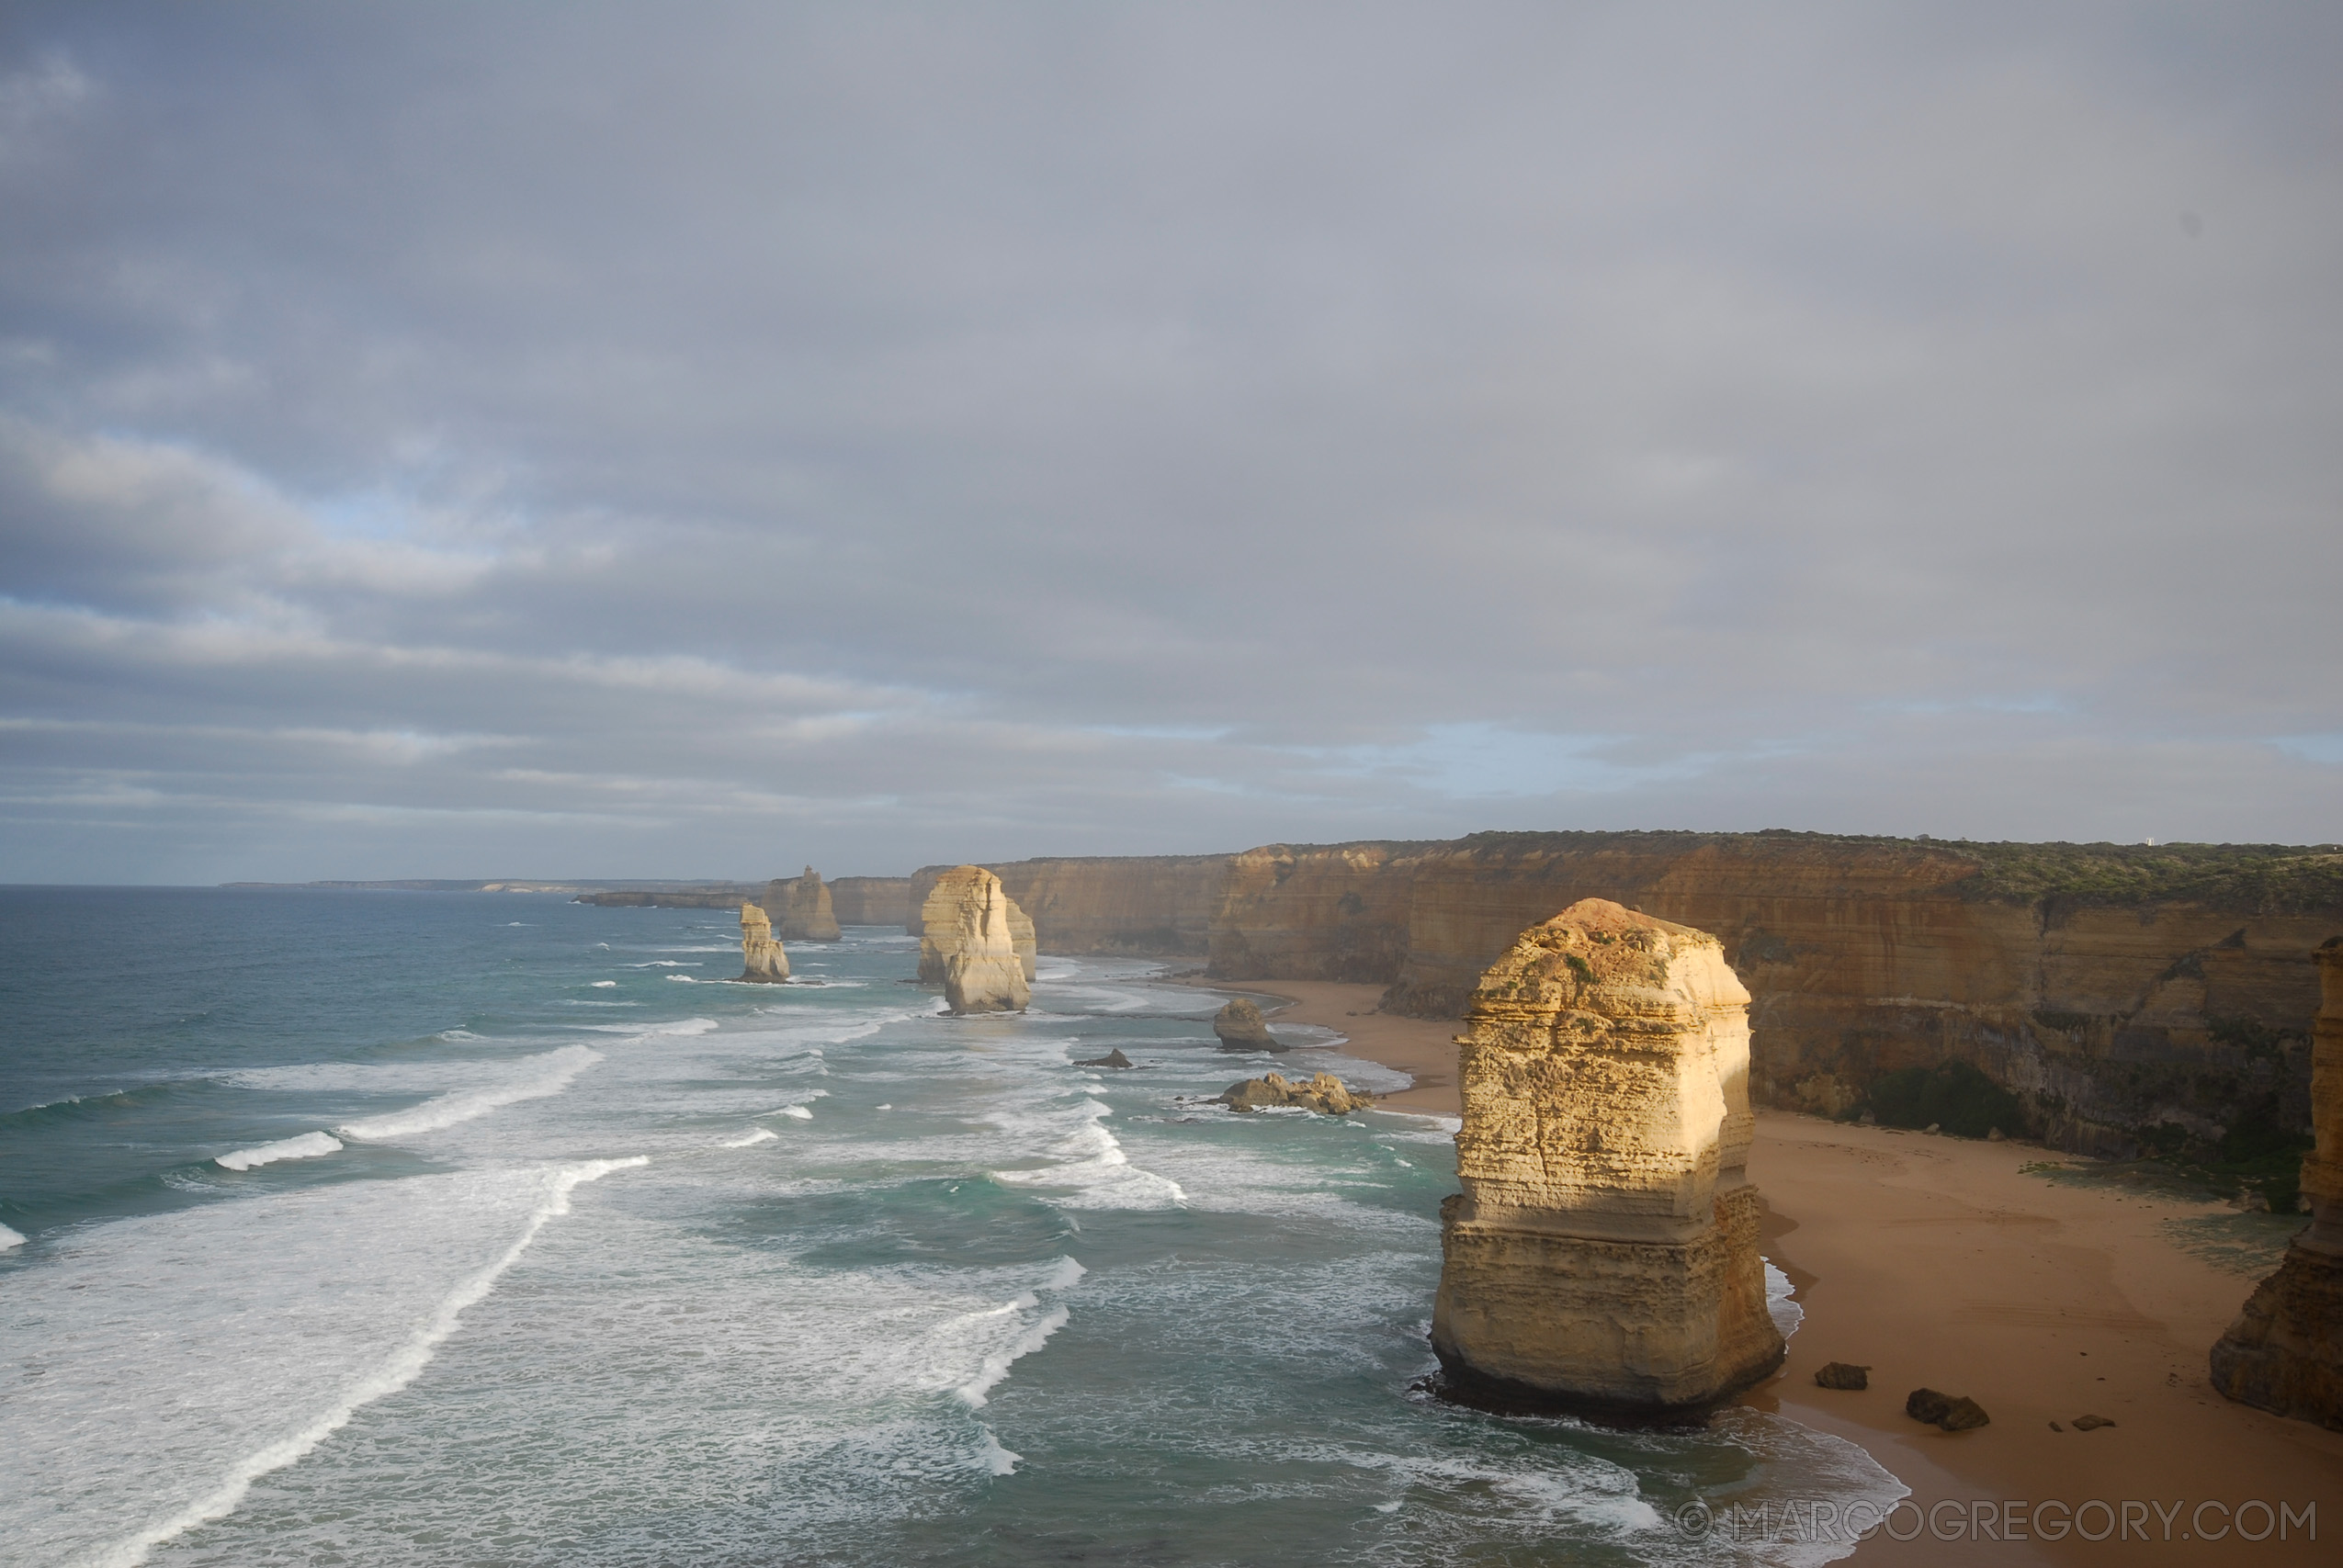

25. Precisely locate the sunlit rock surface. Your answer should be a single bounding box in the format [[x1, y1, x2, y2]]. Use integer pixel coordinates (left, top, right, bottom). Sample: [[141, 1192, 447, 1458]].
[[737, 903, 790, 983], [918, 866, 1033, 1015], [1432, 898, 1783, 1413], [764, 866, 842, 942]]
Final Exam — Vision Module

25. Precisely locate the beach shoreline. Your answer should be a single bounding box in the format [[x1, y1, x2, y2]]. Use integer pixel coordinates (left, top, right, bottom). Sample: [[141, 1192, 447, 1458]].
[[1179, 974, 2343, 1564]]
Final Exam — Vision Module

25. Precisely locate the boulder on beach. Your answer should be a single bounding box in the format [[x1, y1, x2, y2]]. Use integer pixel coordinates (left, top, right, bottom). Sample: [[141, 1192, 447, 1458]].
[[1906, 1387, 1990, 1430], [1212, 998, 1280, 1051], [1219, 1071, 1374, 1115], [1814, 1362, 1870, 1391], [737, 903, 790, 983]]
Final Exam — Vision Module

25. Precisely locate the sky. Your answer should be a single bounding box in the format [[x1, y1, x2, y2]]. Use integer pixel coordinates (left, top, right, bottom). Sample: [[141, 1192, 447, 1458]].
[[2, 2, 2338, 883]]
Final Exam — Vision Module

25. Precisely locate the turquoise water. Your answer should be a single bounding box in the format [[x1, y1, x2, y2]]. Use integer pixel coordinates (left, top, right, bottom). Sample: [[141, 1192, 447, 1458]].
[[0, 889, 1899, 1566]]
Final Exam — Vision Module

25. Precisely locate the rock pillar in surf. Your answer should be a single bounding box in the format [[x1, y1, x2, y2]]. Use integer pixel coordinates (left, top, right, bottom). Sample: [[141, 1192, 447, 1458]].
[[2211, 936, 2343, 1430], [1432, 898, 1783, 1414], [737, 902, 791, 983], [765, 866, 843, 942], [918, 866, 1033, 1015]]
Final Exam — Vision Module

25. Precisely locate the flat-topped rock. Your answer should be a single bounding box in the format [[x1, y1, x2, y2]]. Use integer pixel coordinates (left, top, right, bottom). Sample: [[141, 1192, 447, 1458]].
[[1432, 897, 1783, 1413], [919, 866, 1032, 1015], [737, 903, 790, 983]]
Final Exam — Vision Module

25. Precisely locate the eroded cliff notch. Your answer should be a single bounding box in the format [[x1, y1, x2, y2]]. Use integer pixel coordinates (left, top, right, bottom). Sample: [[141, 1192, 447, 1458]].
[[2210, 936, 2343, 1430], [1432, 897, 1783, 1414], [737, 902, 790, 983], [918, 866, 1033, 1015], [765, 866, 843, 942]]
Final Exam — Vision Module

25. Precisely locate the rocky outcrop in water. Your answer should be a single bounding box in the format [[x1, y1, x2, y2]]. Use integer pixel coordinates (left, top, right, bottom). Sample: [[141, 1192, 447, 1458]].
[[1219, 1071, 1374, 1115], [1007, 899, 1037, 982], [2211, 936, 2343, 1430], [918, 867, 1032, 1015], [737, 902, 790, 982], [764, 866, 842, 942], [1431, 898, 1783, 1414], [1212, 998, 1280, 1051], [907, 854, 1229, 955]]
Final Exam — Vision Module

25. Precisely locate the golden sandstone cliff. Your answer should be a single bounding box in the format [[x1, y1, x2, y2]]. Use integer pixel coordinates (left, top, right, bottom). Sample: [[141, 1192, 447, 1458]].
[[1432, 899, 1783, 1412], [737, 902, 790, 982], [917, 866, 1032, 1015], [764, 866, 843, 942], [908, 854, 1228, 956], [2211, 937, 2343, 1429]]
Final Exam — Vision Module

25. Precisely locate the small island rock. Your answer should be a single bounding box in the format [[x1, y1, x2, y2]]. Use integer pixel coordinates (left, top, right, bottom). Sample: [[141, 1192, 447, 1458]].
[[737, 903, 790, 983], [1212, 998, 1281, 1051], [1219, 1071, 1375, 1115]]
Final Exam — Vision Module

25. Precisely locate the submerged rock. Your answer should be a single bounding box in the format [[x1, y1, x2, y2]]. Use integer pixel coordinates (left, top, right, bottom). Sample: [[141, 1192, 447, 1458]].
[[1814, 1361, 1870, 1391], [918, 866, 1031, 1015], [1212, 998, 1280, 1051], [765, 866, 842, 942], [1431, 898, 1784, 1415], [737, 903, 790, 983], [1219, 1071, 1374, 1115]]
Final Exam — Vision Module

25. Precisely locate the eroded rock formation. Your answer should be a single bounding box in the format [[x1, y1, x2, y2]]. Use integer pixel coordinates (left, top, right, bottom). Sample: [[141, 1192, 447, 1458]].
[[1007, 900, 1037, 982], [737, 902, 790, 982], [764, 866, 843, 942], [1431, 898, 1783, 1413], [918, 866, 1032, 1015], [2210, 937, 2343, 1430], [1219, 1071, 1374, 1115], [1212, 998, 1280, 1051], [906, 853, 1230, 955]]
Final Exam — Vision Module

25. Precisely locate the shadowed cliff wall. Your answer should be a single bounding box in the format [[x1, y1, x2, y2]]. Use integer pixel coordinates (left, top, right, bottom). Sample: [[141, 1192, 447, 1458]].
[[829, 876, 912, 927]]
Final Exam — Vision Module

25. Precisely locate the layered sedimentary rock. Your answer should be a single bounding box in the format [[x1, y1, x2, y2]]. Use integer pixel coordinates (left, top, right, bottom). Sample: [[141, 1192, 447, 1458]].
[[1432, 899, 1783, 1412], [906, 854, 1230, 955], [737, 903, 790, 983], [1208, 832, 2341, 1157], [1219, 1071, 1374, 1114], [829, 875, 913, 928], [1212, 998, 1280, 1051], [1006, 901, 1037, 982], [918, 866, 1032, 1014], [2211, 937, 2343, 1430], [577, 884, 765, 908], [764, 866, 843, 942]]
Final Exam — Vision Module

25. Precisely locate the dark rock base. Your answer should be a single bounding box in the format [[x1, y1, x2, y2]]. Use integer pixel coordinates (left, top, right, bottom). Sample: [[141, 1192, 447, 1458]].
[[2210, 1241, 2343, 1433]]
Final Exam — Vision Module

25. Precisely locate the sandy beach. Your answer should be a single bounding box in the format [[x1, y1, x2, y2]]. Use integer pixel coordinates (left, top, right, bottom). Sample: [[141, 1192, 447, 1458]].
[[1223, 978, 2343, 1564]]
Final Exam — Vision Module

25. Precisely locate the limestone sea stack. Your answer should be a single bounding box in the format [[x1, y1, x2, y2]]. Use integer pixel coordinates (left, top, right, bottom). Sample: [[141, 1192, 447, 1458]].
[[737, 902, 790, 983], [918, 866, 1033, 1015], [1431, 898, 1784, 1414], [1007, 899, 1037, 982], [765, 866, 842, 942], [2210, 936, 2343, 1430]]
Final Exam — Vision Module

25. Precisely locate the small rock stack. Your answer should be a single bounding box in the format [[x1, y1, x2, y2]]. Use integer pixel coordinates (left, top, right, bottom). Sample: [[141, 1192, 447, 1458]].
[[765, 866, 842, 942], [737, 903, 790, 983], [918, 866, 1032, 1015]]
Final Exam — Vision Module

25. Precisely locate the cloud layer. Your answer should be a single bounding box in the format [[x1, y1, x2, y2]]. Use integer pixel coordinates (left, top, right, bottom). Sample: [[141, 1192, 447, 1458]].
[[3, 3, 2338, 881]]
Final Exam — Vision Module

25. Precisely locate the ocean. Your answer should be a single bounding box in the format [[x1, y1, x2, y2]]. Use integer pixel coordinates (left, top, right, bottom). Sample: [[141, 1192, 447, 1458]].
[[0, 887, 1904, 1567]]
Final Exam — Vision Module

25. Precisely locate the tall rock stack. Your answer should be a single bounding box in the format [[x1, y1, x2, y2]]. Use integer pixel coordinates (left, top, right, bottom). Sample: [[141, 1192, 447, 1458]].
[[737, 903, 791, 983], [918, 866, 1033, 1015], [766, 866, 843, 942], [1006, 900, 1038, 981], [2210, 936, 2343, 1430], [1432, 898, 1784, 1413]]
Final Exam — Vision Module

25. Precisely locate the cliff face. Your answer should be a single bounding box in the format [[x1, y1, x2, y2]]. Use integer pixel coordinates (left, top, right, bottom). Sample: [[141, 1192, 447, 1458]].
[[737, 903, 790, 982], [2211, 939, 2343, 1430], [1217, 832, 2337, 1156], [764, 867, 843, 942], [907, 855, 1230, 954], [1432, 899, 1782, 1411], [1206, 841, 1436, 982], [829, 876, 912, 928], [918, 867, 1031, 1015]]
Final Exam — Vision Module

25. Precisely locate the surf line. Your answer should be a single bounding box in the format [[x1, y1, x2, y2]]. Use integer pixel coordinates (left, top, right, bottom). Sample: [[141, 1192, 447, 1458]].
[[91, 1156, 649, 1568]]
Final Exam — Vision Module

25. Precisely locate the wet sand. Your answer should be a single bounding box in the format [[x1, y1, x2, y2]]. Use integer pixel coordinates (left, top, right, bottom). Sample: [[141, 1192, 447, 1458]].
[[1200, 977, 2343, 1563]]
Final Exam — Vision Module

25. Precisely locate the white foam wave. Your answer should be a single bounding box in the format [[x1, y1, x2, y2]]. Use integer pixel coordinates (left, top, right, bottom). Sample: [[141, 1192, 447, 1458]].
[[1765, 1259, 1804, 1340], [1040, 1255, 1086, 1292], [590, 980, 617, 988], [628, 960, 699, 967], [777, 1105, 813, 1121], [952, 1303, 1070, 1408], [0, 1222, 22, 1250], [336, 1045, 600, 1142], [990, 1100, 1186, 1211], [719, 1128, 778, 1148], [93, 1156, 647, 1568], [666, 974, 696, 983], [975, 1425, 1023, 1475], [215, 1132, 343, 1171]]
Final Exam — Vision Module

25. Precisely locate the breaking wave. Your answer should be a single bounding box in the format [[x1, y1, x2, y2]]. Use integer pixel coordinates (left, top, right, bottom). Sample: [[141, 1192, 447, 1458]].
[[216, 1132, 344, 1171], [337, 1045, 600, 1142]]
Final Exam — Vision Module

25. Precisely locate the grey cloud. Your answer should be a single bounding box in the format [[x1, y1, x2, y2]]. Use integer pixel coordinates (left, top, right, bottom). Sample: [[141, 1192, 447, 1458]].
[[0, 2, 2337, 882]]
